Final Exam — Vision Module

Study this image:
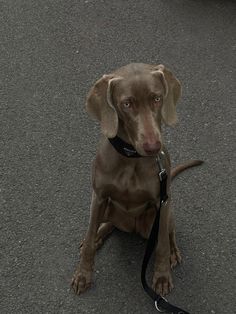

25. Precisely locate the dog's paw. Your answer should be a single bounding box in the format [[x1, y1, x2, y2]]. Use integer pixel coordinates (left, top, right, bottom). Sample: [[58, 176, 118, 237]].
[[71, 268, 93, 295], [152, 269, 173, 296], [170, 247, 182, 269]]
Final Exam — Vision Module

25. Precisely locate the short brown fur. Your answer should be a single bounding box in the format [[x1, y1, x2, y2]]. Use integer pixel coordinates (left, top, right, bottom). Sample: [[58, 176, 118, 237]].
[[71, 63, 202, 296]]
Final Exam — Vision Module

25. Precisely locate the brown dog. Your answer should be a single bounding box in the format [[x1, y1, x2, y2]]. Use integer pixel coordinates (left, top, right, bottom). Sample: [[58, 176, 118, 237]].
[[71, 63, 202, 296]]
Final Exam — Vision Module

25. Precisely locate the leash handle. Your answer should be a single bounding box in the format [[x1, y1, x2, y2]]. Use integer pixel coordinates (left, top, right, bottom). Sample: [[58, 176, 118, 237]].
[[141, 155, 190, 314]]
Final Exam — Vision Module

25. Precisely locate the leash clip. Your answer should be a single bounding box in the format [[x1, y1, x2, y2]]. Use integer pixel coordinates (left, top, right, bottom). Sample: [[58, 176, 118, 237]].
[[156, 151, 167, 181], [155, 299, 186, 314], [159, 169, 167, 182], [155, 298, 167, 312]]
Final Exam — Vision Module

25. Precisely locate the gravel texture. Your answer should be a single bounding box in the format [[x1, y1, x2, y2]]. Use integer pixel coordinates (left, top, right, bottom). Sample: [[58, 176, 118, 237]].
[[1, 1, 235, 313]]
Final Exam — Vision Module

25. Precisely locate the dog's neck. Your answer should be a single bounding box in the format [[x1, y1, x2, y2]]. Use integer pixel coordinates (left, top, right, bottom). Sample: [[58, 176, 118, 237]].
[[108, 122, 142, 158]]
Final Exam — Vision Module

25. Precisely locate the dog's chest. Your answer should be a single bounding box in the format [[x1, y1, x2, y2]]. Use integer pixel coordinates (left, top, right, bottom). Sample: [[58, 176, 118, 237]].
[[95, 163, 160, 214], [113, 165, 143, 190]]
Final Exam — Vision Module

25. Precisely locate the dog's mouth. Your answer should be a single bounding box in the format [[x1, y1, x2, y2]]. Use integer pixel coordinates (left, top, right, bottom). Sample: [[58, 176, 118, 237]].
[[136, 143, 162, 157], [136, 140, 162, 157], [144, 149, 161, 156]]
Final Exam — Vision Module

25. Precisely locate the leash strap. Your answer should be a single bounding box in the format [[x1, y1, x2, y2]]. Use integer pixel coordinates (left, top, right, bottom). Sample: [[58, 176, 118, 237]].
[[107, 137, 190, 313], [141, 154, 190, 314]]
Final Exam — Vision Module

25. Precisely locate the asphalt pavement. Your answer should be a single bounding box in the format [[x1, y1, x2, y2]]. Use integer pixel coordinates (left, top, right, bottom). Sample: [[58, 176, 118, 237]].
[[1, 1, 235, 313]]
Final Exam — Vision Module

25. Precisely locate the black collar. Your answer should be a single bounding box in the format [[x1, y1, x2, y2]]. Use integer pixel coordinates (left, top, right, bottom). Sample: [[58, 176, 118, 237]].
[[108, 136, 142, 158]]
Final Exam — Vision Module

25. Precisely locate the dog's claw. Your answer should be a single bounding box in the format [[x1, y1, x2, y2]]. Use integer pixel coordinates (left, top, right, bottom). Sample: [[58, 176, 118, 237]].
[[152, 270, 174, 296], [71, 269, 92, 295]]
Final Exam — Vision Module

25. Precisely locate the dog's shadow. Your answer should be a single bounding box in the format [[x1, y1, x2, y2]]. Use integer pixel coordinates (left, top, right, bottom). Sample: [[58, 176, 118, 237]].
[[96, 228, 155, 285]]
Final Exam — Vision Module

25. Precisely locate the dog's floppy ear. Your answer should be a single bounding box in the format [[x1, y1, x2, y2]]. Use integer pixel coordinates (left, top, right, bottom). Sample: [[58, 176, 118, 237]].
[[86, 74, 122, 138], [152, 64, 181, 126]]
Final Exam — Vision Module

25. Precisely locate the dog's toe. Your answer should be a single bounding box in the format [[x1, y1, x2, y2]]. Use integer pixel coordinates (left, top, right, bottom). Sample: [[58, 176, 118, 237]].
[[71, 270, 92, 295], [152, 270, 173, 296]]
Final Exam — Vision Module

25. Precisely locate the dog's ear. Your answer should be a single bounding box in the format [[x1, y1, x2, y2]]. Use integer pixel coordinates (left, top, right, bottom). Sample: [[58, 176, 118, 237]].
[[152, 64, 181, 126], [86, 74, 122, 138]]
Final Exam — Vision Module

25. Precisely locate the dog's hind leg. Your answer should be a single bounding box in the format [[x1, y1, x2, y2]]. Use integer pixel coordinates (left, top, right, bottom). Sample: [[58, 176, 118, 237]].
[[79, 222, 114, 250], [94, 222, 114, 250]]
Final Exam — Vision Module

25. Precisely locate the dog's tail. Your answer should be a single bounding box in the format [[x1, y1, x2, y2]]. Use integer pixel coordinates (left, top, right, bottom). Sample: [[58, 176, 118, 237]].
[[171, 160, 203, 180]]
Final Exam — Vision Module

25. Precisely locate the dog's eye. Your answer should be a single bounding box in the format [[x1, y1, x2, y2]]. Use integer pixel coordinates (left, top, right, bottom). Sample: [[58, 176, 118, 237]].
[[154, 95, 161, 103], [123, 102, 131, 109]]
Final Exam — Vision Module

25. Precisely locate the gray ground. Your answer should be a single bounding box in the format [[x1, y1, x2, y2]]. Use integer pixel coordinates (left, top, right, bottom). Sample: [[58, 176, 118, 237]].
[[1, 1, 236, 313]]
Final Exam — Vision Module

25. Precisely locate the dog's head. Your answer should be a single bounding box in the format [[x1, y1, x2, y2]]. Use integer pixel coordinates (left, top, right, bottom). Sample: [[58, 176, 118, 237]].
[[86, 63, 181, 156]]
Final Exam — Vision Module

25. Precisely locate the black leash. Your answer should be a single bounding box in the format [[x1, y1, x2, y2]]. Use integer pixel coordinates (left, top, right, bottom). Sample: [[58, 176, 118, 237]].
[[108, 136, 190, 314], [141, 153, 189, 314]]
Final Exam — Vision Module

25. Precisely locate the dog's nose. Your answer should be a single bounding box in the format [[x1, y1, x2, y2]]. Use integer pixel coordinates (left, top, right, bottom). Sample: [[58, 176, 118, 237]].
[[143, 141, 161, 154]]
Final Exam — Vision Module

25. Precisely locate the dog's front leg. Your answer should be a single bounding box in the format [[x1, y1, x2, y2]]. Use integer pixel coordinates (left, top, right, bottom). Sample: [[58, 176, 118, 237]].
[[152, 201, 173, 296], [71, 191, 107, 294]]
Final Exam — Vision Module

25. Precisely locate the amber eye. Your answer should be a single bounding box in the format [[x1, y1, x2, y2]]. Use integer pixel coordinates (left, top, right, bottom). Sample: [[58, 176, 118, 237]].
[[122, 101, 131, 109], [154, 95, 161, 103], [124, 102, 130, 108]]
